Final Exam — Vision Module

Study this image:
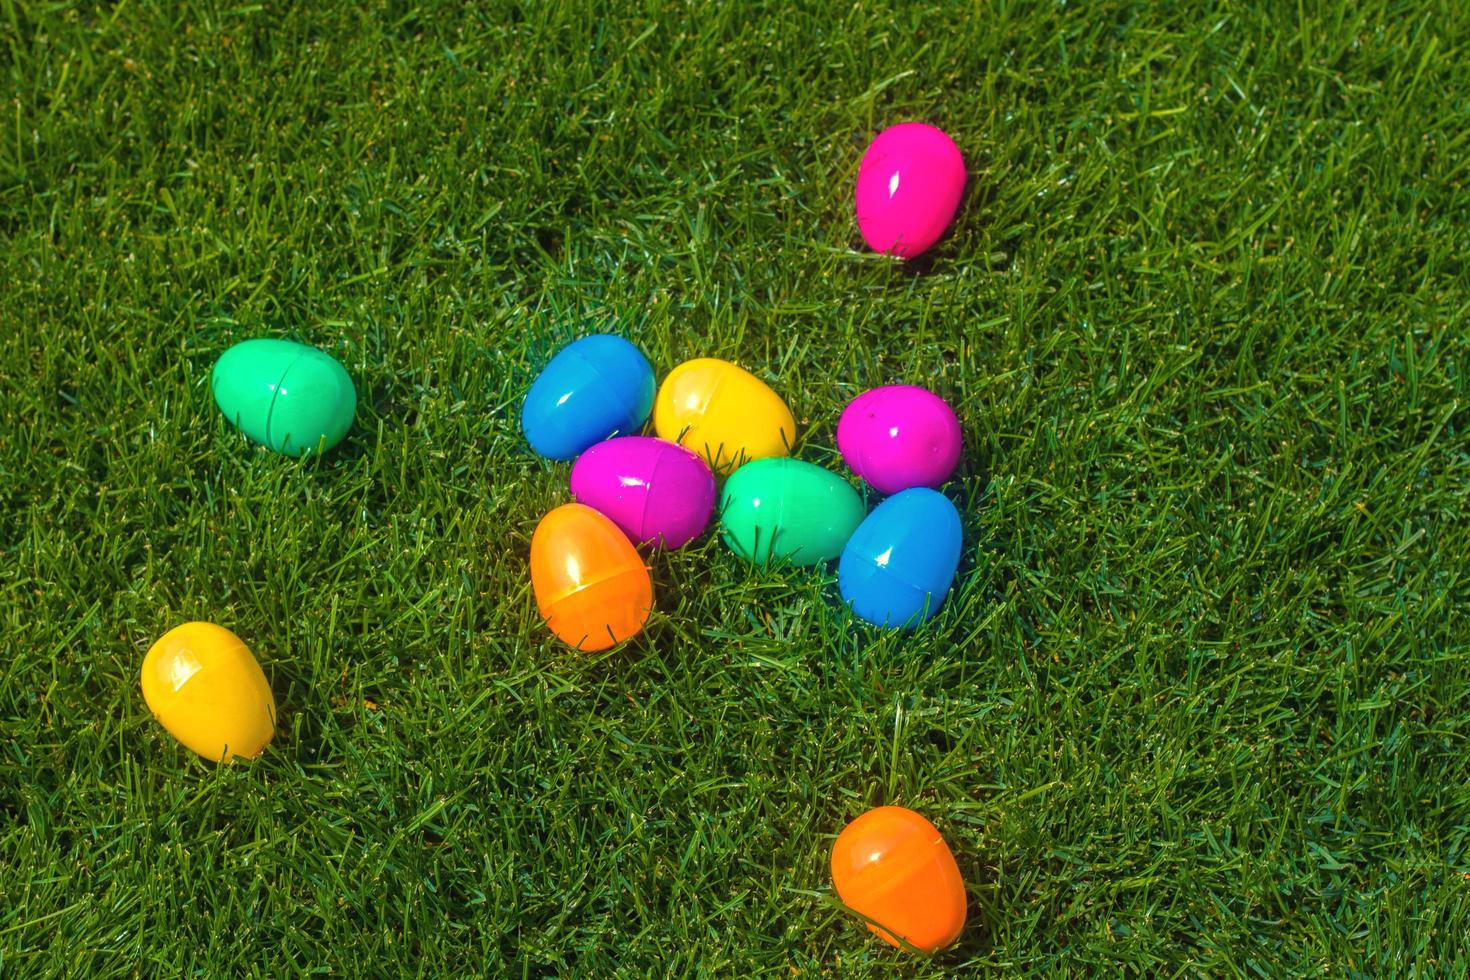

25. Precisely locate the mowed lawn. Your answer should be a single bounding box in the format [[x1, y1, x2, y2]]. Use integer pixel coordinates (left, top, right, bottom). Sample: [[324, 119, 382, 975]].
[[3, 1, 1469, 974]]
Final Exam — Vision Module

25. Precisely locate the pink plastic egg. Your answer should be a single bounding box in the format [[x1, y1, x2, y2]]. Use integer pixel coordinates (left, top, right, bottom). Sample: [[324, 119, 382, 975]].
[[569, 436, 716, 549], [854, 123, 966, 259], [837, 385, 962, 495]]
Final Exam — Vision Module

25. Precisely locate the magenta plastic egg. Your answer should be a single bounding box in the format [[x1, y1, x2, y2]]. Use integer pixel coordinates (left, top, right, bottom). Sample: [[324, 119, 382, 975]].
[[837, 385, 962, 495], [854, 123, 966, 259], [569, 436, 716, 549]]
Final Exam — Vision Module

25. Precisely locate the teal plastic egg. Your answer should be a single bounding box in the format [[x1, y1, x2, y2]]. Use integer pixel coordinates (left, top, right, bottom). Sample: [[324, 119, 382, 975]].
[[212, 339, 357, 457], [720, 458, 866, 566]]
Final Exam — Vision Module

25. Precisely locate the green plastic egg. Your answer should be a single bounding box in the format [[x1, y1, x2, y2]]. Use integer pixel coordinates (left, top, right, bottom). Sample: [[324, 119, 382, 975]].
[[212, 339, 356, 457], [720, 458, 867, 566]]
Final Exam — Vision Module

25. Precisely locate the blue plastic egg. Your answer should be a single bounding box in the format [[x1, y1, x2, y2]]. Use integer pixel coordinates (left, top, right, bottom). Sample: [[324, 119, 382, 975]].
[[838, 488, 962, 628], [521, 335, 656, 461]]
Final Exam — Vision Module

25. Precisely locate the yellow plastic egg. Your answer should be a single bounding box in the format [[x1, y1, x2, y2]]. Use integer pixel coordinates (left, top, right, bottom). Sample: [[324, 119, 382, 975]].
[[653, 358, 796, 473], [140, 622, 276, 762]]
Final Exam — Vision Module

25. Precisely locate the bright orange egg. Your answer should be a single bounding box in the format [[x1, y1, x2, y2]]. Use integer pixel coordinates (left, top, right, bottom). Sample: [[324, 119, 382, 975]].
[[831, 805, 967, 953], [530, 503, 652, 651]]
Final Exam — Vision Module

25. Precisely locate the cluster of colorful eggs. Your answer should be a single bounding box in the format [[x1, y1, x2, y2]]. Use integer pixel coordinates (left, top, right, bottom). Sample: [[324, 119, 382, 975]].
[[140, 122, 975, 955], [521, 334, 966, 651]]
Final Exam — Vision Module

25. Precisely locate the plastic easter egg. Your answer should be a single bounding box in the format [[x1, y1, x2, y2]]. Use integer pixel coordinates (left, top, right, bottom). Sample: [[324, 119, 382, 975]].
[[212, 338, 356, 456], [653, 358, 796, 473], [720, 458, 866, 566], [855, 122, 966, 259], [521, 335, 655, 461], [569, 436, 716, 549], [837, 385, 963, 494], [831, 806, 967, 953], [839, 488, 961, 627], [530, 503, 652, 650], [140, 622, 276, 762]]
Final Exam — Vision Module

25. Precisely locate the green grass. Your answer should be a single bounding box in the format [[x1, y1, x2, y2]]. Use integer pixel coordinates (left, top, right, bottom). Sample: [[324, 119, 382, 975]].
[[3, 0, 1469, 974]]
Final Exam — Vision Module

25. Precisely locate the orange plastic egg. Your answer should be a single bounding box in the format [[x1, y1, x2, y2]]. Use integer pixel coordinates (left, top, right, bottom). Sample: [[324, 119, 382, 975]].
[[530, 503, 652, 651], [831, 805, 967, 953]]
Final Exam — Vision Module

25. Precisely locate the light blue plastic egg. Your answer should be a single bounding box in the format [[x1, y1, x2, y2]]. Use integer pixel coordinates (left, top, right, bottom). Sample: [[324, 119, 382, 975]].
[[521, 335, 655, 461], [838, 488, 961, 628]]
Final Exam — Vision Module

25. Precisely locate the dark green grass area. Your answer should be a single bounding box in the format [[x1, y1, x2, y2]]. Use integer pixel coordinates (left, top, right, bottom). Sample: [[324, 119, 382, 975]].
[[4, 0, 1470, 973]]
